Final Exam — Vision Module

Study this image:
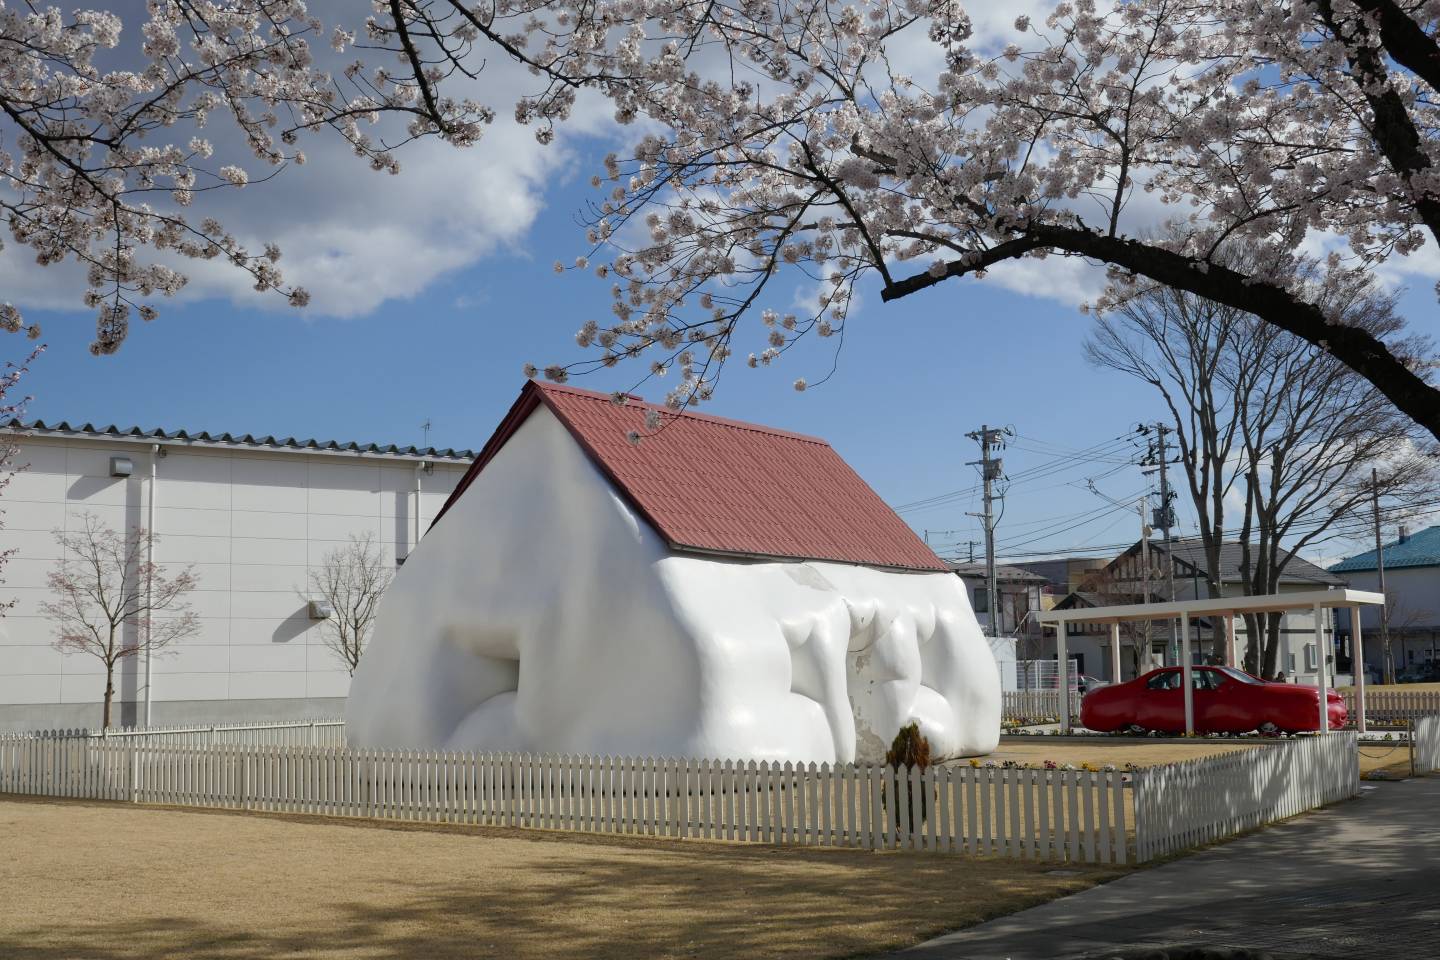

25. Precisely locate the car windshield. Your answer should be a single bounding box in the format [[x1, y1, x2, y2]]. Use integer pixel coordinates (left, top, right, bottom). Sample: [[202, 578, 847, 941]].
[[1218, 666, 1265, 685]]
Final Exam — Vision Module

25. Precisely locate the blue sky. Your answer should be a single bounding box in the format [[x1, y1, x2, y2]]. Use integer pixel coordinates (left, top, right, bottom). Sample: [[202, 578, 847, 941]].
[[8, 135, 1434, 568]]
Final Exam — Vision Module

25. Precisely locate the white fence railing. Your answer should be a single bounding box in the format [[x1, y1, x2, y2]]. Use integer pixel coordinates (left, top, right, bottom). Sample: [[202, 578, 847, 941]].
[[1014, 658, 1082, 691], [1342, 689, 1440, 724], [1132, 732, 1358, 861], [1415, 716, 1440, 773], [1002, 690, 1081, 723], [0, 739, 1132, 864], [0, 719, 346, 747]]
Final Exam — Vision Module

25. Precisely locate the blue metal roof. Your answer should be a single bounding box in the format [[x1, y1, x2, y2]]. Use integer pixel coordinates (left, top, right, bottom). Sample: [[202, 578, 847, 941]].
[[1329, 525, 1440, 572]]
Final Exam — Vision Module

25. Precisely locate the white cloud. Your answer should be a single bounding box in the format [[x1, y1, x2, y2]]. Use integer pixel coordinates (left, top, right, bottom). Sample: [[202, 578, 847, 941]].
[[984, 252, 1107, 307], [0, 45, 619, 322]]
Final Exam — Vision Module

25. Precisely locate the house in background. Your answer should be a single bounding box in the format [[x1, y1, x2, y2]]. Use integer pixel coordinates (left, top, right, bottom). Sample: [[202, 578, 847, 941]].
[[1037, 538, 1345, 685], [1012, 556, 1109, 598], [947, 562, 1048, 639], [349, 381, 1001, 764], [946, 562, 1046, 690], [1048, 587, 1169, 684], [1330, 525, 1440, 680], [0, 420, 471, 731]]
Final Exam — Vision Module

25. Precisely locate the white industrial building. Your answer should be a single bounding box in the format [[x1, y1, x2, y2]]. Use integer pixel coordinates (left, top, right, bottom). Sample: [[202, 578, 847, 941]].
[[0, 420, 470, 731]]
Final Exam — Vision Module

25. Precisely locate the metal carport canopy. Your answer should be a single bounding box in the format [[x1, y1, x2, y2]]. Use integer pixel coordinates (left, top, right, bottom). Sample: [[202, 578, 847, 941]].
[[1035, 588, 1386, 735]]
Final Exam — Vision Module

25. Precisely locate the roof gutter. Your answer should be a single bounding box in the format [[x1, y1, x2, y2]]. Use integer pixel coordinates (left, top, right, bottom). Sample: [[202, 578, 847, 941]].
[[669, 541, 951, 575]]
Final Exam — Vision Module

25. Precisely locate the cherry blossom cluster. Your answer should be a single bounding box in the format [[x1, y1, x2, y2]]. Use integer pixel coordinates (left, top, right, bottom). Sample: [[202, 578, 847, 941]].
[[521, 0, 1440, 434], [3, 2, 1437, 436], [0, 1, 509, 352]]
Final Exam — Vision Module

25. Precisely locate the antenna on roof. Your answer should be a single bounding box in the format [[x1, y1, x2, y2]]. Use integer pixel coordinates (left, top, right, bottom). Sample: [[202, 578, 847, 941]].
[[421, 418, 432, 449]]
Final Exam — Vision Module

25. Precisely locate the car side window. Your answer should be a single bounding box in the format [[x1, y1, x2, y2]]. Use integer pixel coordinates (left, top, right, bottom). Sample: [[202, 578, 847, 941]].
[[1192, 670, 1222, 690], [1146, 672, 1180, 690]]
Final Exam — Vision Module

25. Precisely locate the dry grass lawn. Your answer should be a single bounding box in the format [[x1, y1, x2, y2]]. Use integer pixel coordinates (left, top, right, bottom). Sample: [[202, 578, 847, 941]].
[[1338, 681, 1440, 693], [0, 796, 1125, 960], [995, 734, 1421, 780], [1357, 739, 1419, 778], [987, 738, 1261, 769]]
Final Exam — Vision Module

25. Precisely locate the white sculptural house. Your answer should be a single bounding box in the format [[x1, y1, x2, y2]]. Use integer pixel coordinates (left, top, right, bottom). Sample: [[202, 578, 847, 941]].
[[347, 381, 1001, 764]]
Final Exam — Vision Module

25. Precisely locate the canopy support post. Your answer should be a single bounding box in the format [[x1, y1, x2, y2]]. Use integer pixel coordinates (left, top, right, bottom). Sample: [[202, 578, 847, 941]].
[[1110, 621, 1123, 685], [1315, 602, 1330, 733], [1181, 612, 1194, 735], [1353, 605, 1366, 734], [1057, 621, 1071, 735]]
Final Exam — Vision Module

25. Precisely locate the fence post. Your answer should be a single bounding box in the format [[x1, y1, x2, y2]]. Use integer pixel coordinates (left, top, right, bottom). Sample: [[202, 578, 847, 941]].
[[241, 751, 251, 811], [1410, 719, 1417, 778], [127, 743, 139, 804], [1131, 769, 1146, 863], [309, 722, 317, 747]]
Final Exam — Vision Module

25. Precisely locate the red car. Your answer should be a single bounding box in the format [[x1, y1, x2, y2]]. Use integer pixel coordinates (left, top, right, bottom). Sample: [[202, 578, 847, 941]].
[[1080, 666, 1347, 734]]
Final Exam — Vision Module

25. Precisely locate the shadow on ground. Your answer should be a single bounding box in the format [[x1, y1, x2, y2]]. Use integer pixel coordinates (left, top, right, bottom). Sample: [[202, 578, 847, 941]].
[[1, 798, 1124, 960]]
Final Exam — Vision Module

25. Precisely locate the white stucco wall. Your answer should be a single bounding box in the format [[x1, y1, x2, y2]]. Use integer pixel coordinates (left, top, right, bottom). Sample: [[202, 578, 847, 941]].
[[348, 406, 1001, 764], [0, 433, 466, 728]]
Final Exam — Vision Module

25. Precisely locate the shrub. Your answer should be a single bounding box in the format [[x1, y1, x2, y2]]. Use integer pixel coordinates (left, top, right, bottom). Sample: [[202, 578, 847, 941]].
[[884, 722, 932, 773], [883, 722, 933, 835]]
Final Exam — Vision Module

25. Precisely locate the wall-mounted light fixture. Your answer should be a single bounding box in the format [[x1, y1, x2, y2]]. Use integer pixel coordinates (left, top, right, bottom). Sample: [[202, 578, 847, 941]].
[[109, 456, 134, 478], [308, 600, 333, 620]]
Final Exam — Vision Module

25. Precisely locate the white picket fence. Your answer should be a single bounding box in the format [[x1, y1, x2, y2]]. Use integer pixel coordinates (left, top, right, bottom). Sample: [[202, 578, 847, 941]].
[[0, 730, 1365, 864], [1132, 731, 1358, 860], [1343, 689, 1440, 724], [0, 738, 1134, 864], [1002, 690, 1081, 723], [1415, 716, 1440, 773], [0, 718, 346, 747]]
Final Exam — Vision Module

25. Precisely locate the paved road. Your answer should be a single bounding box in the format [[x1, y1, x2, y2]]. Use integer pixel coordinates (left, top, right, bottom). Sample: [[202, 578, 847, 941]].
[[885, 778, 1440, 959]]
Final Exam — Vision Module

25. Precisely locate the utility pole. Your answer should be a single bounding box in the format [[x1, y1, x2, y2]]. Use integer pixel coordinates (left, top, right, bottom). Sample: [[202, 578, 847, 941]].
[[966, 425, 1008, 637], [1373, 467, 1393, 684], [1154, 424, 1179, 663], [1139, 497, 1152, 670], [1139, 422, 1180, 664]]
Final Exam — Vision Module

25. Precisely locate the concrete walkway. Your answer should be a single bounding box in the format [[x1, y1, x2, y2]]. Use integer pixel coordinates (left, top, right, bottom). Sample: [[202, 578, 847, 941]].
[[886, 778, 1440, 959]]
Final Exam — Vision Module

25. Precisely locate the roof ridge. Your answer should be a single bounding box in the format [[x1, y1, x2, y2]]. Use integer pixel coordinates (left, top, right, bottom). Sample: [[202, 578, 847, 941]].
[[432, 379, 947, 572], [532, 380, 830, 446], [4, 417, 474, 460]]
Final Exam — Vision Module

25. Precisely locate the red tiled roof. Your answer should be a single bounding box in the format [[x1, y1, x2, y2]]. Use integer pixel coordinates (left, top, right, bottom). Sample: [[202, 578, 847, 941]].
[[432, 381, 947, 572]]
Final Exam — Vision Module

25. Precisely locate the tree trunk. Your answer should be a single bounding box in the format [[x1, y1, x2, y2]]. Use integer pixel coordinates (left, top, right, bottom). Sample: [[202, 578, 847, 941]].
[[102, 668, 115, 730], [1261, 612, 1283, 679], [1242, 613, 1262, 674]]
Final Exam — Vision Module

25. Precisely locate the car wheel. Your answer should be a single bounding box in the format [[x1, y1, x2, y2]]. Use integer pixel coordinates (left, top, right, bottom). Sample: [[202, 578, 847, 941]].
[[1258, 721, 1280, 737], [1127, 723, 1147, 735]]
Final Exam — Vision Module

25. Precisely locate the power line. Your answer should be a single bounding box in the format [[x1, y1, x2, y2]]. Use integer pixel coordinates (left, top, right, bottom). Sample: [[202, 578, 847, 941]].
[[985, 495, 1440, 563], [995, 496, 1145, 553], [895, 431, 1137, 514]]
